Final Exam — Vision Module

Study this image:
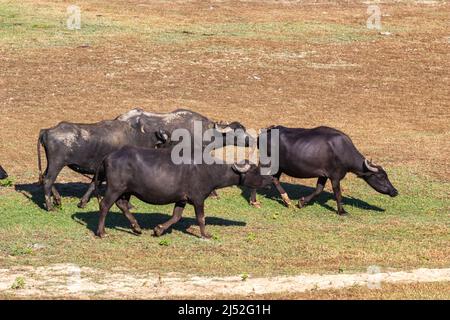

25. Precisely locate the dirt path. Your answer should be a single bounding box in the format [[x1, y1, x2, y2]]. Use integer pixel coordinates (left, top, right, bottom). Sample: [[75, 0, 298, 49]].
[[1, 264, 450, 299]]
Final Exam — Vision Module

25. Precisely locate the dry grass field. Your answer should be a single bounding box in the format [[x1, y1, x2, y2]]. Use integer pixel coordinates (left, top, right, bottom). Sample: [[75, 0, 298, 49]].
[[0, 0, 449, 299]]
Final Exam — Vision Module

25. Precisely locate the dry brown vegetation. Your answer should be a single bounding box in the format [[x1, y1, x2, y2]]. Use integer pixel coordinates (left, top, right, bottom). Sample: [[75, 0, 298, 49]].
[[0, 0, 449, 299], [1, 0, 449, 183]]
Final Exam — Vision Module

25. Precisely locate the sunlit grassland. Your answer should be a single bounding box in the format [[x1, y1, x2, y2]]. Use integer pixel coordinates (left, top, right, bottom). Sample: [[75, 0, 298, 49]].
[[0, 167, 448, 276], [0, 0, 392, 49]]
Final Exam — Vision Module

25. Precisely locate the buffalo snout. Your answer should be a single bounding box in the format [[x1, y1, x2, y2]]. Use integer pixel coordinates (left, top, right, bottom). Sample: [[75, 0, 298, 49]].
[[390, 188, 399, 197]]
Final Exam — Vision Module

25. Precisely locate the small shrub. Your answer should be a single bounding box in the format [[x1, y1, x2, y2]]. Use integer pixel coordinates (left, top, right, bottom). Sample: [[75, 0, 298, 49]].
[[158, 239, 170, 246], [11, 277, 25, 290], [10, 246, 33, 256], [0, 178, 14, 187], [212, 234, 220, 241], [246, 232, 256, 242]]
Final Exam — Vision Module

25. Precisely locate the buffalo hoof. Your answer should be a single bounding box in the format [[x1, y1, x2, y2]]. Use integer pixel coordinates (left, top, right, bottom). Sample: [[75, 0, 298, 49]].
[[96, 231, 106, 238], [201, 233, 212, 240], [153, 225, 165, 237], [337, 210, 348, 216], [250, 200, 261, 209], [77, 201, 87, 209], [132, 225, 142, 235], [280, 193, 291, 208], [53, 198, 62, 207], [297, 197, 306, 209]]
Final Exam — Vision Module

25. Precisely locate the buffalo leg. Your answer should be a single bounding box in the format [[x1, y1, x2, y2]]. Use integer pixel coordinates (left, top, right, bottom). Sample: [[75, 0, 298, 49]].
[[331, 179, 347, 215], [115, 196, 141, 235], [51, 186, 62, 207], [79, 178, 134, 210], [77, 180, 96, 208], [45, 167, 61, 206], [273, 177, 291, 207], [96, 192, 120, 237], [153, 201, 186, 237], [250, 172, 288, 208], [194, 201, 211, 239], [298, 177, 328, 208], [249, 189, 261, 208], [43, 164, 64, 211]]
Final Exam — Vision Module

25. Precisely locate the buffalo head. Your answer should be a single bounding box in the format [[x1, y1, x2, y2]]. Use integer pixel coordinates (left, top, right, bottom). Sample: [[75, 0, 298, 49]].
[[232, 162, 273, 189], [360, 159, 398, 197], [214, 121, 255, 148]]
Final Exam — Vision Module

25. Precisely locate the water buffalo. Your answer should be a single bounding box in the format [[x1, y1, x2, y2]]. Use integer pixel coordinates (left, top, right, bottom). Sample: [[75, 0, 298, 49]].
[[0, 166, 7, 180], [250, 126, 398, 215], [94, 146, 272, 238], [37, 108, 252, 211], [118, 108, 253, 148]]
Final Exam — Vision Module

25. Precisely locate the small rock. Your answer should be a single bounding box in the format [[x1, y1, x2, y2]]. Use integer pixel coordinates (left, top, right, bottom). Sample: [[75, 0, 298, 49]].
[[380, 32, 392, 36], [31, 243, 46, 250]]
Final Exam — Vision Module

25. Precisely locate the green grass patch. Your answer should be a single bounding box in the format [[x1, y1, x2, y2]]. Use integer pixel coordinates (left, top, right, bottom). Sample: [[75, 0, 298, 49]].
[[151, 21, 379, 45], [0, 177, 14, 187], [10, 277, 25, 290], [0, 167, 448, 277], [0, 1, 127, 48], [0, 1, 384, 49], [9, 245, 33, 256]]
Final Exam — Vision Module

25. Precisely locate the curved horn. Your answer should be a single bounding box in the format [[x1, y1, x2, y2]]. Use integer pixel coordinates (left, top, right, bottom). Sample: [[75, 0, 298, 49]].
[[138, 117, 146, 134], [214, 123, 233, 134], [364, 159, 379, 173], [232, 163, 251, 173]]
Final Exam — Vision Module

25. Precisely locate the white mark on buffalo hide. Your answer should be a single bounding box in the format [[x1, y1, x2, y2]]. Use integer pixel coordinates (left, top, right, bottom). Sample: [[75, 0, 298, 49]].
[[80, 129, 90, 140], [54, 132, 77, 148], [118, 108, 192, 124]]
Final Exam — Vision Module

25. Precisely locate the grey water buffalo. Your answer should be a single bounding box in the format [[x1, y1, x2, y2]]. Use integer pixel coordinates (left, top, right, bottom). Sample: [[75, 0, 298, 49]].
[[119, 108, 253, 148], [37, 108, 252, 211], [0, 166, 7, 180], [94, 146, 272, 238], [250, 126, 398, 215]]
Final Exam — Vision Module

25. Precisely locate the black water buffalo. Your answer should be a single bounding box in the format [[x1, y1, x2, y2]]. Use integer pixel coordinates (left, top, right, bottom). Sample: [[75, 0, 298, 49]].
[[37, 108, 252, 211], [0, 166, 7, 180], [94, 146, 272, 238], [250, 126, 398, 215]]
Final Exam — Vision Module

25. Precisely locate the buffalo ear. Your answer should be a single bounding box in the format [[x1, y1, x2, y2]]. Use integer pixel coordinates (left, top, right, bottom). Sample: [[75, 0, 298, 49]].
[[155, 129, 170, 143]]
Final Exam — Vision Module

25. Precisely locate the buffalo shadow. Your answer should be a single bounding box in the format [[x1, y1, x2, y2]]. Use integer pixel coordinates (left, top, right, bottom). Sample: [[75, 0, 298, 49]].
[[239, 182, 385, 213], [15, 182, 100, 210], [72, 210, 246, 237]]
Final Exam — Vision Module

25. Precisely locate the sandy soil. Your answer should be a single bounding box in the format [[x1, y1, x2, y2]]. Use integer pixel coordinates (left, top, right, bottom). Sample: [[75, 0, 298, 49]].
[[1, 264, 450, 299]]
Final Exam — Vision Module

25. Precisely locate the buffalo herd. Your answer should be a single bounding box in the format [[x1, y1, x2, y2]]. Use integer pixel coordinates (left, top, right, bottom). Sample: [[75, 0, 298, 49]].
[[1, 108, 398, 239]]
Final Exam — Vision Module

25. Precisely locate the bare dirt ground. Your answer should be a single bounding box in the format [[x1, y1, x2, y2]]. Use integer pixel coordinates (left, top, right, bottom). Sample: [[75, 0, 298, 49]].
[[1, 263, 450, 299], [1, 0, 449, 183]]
